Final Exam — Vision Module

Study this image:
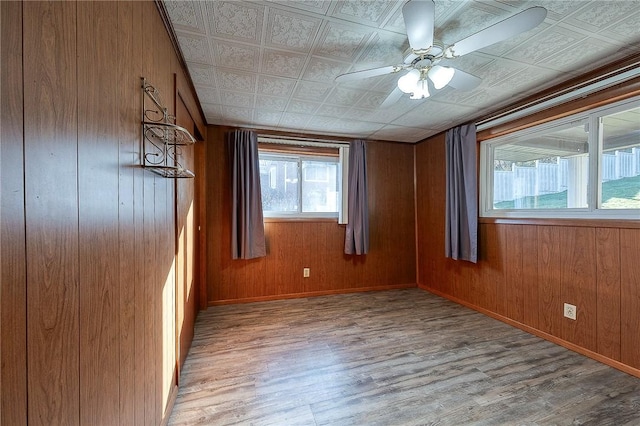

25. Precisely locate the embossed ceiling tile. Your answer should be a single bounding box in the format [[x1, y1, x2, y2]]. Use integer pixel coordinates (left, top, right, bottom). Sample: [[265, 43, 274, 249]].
[[329, 0, 397, 26], [439, 52, 494, 75], [391, 106, 434, 128], [253, 109, 283, 127], [356, 104, 411, 124], [217, 69, 257, 93], [434, 0, 469, 28], [315, 23, 372, 61], [194, 86, 220, 104], [393, 100, 475, 128], [255, 95, 288, 111], [355, 91, 392, 110], [461, 86, 526, 111], [279, 112, 310, 129], [370, 125, 435, 143], [479, 22, 551, 57], [286, 100, 320, 114], [201, 103, 222, 119], [265, 8, 323, 52], [437, 3, 508, 46], [220, 90, 255, 108], [212, 40, 259, 71], [493, 65, 558, 93], [271, 0, 332, 15], [603, 9, 640, 42], [431, 85, 475, 105], [261, 49, 307, 78], [187, 63, 217, 86], [337, 74, 385, 91], [421, 101, 478, 125], [565, 1, 639, 32], [324, 87, 365, 106], [223, 106, 254, 125], [257, 75, 297, 96], [477, 59, 528, 88], [302, 57, 351, 83], [207, 1, 264, 43], [326, 118, 362, 133], [346, 120, 386, 134], [381, 6, 406, 33], [305, 115, 338, 131], [292, 81, 333, 101], [177, 33, 213, 65], [370, 73, 403, 93], [356, 32, 406, 66], [541, 37, 618, 72], [524, 0, 585, 21], [165, 1, 207, 34], [504, 26, 585, 64], [315, 104, 350, 118]]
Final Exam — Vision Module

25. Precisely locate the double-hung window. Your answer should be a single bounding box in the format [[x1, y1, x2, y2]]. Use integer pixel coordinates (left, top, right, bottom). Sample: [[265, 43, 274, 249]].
[[258, 138, 349, 220], [480, 96, 640, 219]]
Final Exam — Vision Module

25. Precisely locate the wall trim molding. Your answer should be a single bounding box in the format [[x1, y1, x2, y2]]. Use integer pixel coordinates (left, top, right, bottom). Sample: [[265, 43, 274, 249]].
[[208, 283, 417, 306], [418, 284, 640, 380]]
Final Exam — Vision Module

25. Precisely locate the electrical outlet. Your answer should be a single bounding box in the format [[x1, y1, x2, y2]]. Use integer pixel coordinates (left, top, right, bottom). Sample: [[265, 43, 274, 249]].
[[303, 268, 310, 278], [564, 303, 577, 320]]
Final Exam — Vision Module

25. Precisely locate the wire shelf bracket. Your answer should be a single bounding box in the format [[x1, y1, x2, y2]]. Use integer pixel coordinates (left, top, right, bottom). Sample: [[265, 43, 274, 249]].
[[141, 77, 195, 178]]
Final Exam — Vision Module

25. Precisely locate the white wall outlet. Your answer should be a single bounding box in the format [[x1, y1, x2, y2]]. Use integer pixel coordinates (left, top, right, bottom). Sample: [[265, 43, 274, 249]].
[[564, 303, 577, 320], [303, 268, 310, 278]]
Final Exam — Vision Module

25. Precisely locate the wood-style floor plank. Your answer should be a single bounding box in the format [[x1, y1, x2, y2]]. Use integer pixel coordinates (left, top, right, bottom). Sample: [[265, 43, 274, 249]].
[[169, 289, 640, 426]]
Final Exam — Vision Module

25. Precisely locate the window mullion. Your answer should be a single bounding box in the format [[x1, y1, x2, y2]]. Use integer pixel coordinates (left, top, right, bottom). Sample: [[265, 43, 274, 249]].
[[298, 157, 303, 214], [591, 115, 603, 211]]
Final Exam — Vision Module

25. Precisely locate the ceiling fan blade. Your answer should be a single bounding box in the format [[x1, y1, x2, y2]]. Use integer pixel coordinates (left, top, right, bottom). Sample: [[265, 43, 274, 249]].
[[448, 7, 547, 57], [447, 68, 481, 91], [403, 0, 435, 51], [335, 65, 398, 83], [380, 87, 404, 108]]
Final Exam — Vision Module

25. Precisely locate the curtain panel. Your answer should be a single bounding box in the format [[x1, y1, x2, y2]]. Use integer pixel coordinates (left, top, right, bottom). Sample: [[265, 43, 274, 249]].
[[227, 129, 266, 260], [344, 140, 369, 255], [445, 123, 478, 263]]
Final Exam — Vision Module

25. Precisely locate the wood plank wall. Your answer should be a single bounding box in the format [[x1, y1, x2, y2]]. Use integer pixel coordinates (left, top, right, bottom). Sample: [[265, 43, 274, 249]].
[[175, 95, 198, 375], [0, 1, 204, 424], [415, 133, 640, 377], [204, 126, 417, 304], [1, 2, 28, 424]]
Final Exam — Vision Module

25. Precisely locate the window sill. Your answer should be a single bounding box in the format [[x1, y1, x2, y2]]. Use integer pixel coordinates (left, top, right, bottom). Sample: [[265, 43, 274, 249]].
[[264, 217, 340, 223], [479, 216, 640, 229]]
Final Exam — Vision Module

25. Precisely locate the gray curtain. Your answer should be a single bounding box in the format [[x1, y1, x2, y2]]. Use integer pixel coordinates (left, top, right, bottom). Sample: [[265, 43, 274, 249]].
[[344, 140, 369, 255], [445, 123, 478, 263], [227, 129, 266, 259]]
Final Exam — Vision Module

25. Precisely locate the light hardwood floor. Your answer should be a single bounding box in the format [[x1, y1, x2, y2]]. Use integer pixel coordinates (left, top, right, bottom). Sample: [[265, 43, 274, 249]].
[[169, 289, 640, 425]]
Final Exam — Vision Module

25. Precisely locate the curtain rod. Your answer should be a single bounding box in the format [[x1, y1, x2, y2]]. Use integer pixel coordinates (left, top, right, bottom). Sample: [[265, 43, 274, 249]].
[[258, 136, 350, 149], [476, 62, 640, 131]]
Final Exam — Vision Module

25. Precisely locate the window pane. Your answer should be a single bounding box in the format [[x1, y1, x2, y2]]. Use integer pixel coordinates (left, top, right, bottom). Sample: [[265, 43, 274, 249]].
[[302, 161, 338, 213], [599, 105, 640, 209], [259, 158, 299, 212], [493, 121, 589, 209]]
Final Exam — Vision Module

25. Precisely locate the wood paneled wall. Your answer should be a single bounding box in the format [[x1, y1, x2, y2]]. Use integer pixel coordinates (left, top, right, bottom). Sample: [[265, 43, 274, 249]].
[[415, 133, 640, 377], [175, 95, 198, 374], [0, 1, 205, 424], [204, 126, 416, 304]]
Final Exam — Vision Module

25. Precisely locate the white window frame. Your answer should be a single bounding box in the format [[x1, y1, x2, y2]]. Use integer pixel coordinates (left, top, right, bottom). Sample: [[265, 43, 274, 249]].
[[480, 95, 640, 220], [258, 137, 349, 222]]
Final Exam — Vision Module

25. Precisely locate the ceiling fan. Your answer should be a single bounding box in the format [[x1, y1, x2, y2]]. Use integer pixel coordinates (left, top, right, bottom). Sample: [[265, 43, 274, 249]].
[[335, 0, 547, 107]]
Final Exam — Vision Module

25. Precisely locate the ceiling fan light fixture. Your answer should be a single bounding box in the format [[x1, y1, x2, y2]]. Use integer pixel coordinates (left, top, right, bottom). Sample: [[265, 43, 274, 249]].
[[397, 69, 420, 93], [428, 65, 455, 89], [409, 79, 430, 99]]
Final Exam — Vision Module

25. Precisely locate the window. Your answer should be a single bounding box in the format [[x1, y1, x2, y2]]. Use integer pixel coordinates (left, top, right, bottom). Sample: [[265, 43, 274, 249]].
[[258, 140, 348, 219], [481, 96, 640, 219]]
